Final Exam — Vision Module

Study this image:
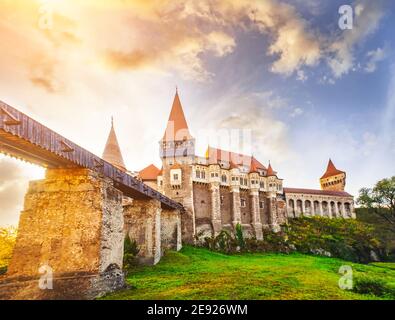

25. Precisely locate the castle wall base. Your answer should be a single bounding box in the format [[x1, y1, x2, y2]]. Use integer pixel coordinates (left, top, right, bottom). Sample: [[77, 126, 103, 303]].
[[4, 168, 125, 300]]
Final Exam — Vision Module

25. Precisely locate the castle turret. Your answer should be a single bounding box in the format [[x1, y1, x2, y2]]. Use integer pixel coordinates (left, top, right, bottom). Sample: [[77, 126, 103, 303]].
[[160, 89, 195, 164], [102, 118, 126, 171], [320, 159, 346, 191], [160, 89, 196, 243]]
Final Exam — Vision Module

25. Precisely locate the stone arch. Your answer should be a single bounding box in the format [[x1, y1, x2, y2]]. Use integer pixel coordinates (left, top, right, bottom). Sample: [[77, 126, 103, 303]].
[[330, 201, 336, 217], [337, 202, 343, 217], [305, 200, 312, 216], [313, 200, 320, 216], [322, 201, 329, 217], [288, 199, 296, 218], [296, 199, 303, 216], [344, 202, 351, 217]]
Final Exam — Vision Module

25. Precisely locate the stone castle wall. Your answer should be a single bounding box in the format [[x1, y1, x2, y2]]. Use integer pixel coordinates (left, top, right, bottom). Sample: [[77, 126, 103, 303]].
[[3, 168, 125, 299]]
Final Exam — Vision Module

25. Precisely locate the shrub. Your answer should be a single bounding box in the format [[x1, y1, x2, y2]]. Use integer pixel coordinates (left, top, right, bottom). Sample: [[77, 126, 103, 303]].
[[0, 266, 7, 275], [200, 217, 384, 263], [0, 226, 17, 269], [285, 217, 384, 263], [201, 226, 291, 254], [353, 276, 395, 299], [234, 224, 245, 251], [123, 237, 140, 271]]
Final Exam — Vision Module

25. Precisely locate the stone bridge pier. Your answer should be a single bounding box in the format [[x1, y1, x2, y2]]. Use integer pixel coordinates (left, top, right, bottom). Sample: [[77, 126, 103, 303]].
[[123, 199, 182, 266], [0, 168, 183, 300], [1, 168, 125, 300]]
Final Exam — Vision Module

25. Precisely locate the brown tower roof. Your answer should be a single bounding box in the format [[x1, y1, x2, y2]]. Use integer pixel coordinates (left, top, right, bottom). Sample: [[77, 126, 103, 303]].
[[102, 118, 126, 171], [138, 164, 161, 181], [321, 159, 345, 179], [249, 156, 267, 173], [267, 162, 277, 176], [162, 89, 193, 141], [206, 146, 251, 166]]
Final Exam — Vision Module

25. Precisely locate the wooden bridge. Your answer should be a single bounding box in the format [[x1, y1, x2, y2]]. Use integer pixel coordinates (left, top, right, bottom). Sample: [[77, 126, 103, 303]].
[[0, 100, 182, 211], [0, 100, 184, 300]]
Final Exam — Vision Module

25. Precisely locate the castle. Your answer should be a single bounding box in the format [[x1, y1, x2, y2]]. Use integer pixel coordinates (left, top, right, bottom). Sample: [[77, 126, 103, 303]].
[[104, 90, 355, 242]]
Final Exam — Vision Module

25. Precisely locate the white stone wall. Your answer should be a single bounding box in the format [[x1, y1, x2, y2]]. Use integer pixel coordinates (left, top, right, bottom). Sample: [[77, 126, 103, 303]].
[[285, 192, 355, 219]]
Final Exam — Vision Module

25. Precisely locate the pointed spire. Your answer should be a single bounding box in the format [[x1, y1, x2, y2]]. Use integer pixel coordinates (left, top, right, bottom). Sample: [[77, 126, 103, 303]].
[[320, 159, 345, 179], [267, 161, 276, 176], [102, 118, 126, 171], [162, 89, 193, 141]]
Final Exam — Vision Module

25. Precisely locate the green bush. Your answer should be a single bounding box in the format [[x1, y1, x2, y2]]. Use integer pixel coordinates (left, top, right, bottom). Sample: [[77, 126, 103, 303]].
[[123, 237, 140, 271], [353, 276, 395, 299], [0, 226, 17, 269], [235, 224, 246, 251], [200, 217, 384, 263], [0, 266, 7, 275], [285, 217, 384, 263], [201, 225, 291, 254]]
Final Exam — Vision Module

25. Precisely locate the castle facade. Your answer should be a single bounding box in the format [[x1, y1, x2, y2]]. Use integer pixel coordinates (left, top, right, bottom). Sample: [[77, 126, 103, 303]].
[[105, 90, 355, 242]]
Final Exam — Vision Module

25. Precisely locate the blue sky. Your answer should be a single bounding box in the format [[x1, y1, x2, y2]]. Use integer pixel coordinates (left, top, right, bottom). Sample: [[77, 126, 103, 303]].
[[0, 0, 394, 225]]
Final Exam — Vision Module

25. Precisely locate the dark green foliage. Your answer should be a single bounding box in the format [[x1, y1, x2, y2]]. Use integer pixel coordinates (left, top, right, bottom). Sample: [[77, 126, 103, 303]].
[[201, 217, 385, 263], [285, 217, 385, 263], [356, 208, 395, 261], [0, 266, 7, 275], [353, 276, 395, 299], [234, 223, 246, 250], [123, 237, 140, 271], [201, 225, 291, 255], [357, 176, 395, 231]]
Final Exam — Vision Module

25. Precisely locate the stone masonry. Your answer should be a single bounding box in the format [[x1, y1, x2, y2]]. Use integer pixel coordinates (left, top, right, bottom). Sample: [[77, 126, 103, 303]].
[[123, 199, 162, 265], [2, 168, 125, 300]]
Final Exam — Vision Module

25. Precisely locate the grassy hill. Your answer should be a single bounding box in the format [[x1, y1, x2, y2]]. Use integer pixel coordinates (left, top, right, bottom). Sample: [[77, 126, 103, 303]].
[[102, 246, 395, 300]]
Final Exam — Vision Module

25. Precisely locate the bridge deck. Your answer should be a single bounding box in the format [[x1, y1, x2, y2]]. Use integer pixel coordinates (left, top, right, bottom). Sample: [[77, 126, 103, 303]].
[[0, 100, 182, 211]]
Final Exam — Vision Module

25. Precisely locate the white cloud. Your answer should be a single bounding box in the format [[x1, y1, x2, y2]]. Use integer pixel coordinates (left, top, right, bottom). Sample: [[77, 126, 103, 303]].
[[296, 70, 308, 82], [327, 0, 385, 78], [290, 107, 304, 118], [0, 156, 44, 226], [364, 47, 386, 73]]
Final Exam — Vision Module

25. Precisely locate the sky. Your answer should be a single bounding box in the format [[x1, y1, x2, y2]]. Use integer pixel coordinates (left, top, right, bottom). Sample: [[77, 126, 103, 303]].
[[0, 0, 394, 226]]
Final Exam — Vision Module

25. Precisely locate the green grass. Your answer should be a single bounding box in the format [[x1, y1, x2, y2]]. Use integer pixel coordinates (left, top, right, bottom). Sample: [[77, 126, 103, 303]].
[[102, 246, 395, 300]]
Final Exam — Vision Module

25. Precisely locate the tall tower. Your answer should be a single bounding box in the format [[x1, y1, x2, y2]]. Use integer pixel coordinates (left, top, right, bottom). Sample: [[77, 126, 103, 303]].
[[159, 89, 196, 242], [320, 159, 346, 191], [102, 118, 126, 171], [160, 89, 195, 164]]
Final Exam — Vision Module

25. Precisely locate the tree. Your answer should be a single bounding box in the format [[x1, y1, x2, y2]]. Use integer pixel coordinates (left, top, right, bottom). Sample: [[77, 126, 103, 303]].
[[357, 177, 395, 231], [0, 226, 17, 270]]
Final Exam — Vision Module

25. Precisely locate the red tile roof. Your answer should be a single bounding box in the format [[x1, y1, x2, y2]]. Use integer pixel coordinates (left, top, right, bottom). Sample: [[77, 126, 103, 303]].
[[249, 157, 267, 173], [138, 164, 161, 181], [206, 146, 252, 167], [162, 90, 193, 141], [321, 159, 345, 179], [205, 147, 278, 177], [284, 187, 352, 197]]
